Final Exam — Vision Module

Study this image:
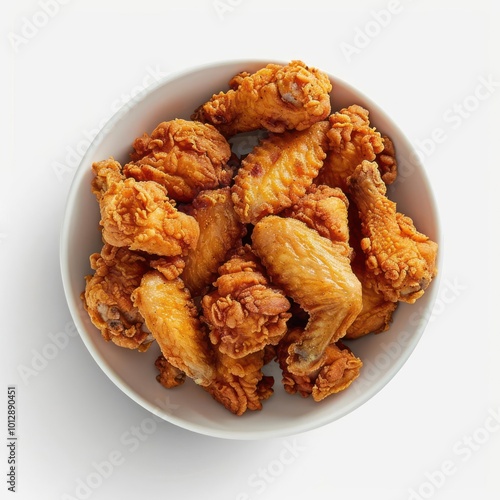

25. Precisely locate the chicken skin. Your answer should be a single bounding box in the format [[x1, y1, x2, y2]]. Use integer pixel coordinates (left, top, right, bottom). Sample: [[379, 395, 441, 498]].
[[192, 60, 332, 136], [278, 329, 362, 402], [82, 243, 153, 351], [346, 161, 438, 303], [133, 267, 274, 415], [316, 105, 397, 191], [181, 187, 246, 297], [252, 216, 362, 376], [201, 245, 291, 359], [123, 119, 233, 203], [345, 259, 398, 338], [91, 158, 199, 257], [345, 204, 398, 338], [132, 269, 215, 386], [231, 121, 330, 224]]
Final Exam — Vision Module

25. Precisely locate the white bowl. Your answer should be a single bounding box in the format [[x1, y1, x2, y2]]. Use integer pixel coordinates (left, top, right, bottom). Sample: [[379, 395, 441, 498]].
[[60, 59, 441, 440]]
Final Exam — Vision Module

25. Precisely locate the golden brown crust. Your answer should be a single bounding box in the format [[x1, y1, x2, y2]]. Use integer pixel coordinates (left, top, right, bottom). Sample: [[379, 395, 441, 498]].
[[278, 330, 363, 402], [123, 119, 233, 203], [82, 243, 153, 351], [201, 245, 291, 359], [316, 105, 395, 191], [181, 187, 246, 297], [204, 349, 274, 415], [92, 158, 200, 257], [155, 355, 186, 388], [231, 121, 330, 224], [346, 161, 438, 303], [283, 184, 351, 244], [252, 216, 362, 376], [132, 270, 216, 386], [192, 60, 332, 136]]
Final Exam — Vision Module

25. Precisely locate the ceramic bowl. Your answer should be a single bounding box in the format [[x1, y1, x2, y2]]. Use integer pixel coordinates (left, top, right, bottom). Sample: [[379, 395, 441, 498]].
[[60, 60, 441, 440]]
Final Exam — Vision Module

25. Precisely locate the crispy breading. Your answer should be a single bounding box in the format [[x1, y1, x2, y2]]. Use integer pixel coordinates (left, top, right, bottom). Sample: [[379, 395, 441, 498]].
[[316, 105, 397, 191], [192, 60, 332, 136], [201, 245, 291, 358], [133, 269, 274, 415], [278, 329, 362, 402], [92, 158, 200, 257], [123, 119, 233, 202], [82, 243, 153, 351], [346, 161, 438, 303]]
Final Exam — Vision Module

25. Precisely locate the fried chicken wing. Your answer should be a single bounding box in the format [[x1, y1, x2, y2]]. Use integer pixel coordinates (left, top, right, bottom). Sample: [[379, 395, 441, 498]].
[[192, 60, 332, 136], [316, 105, 397, 191], [133, 267, 273, 415], [181, 187, 246, 297], [278, 329, 362, 401], [123, 119, 233, 203], [201, 245, 291, 359], [132, 269, 215, 386], [346, 160, 438, 303], [92, 158, 199, 257], [231, 121, 330, 224], [82, 243, 153, 351], [252, 216, 362, 376]]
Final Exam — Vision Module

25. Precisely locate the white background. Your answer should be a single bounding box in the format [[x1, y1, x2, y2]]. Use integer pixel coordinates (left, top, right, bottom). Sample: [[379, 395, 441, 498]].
[[2, 1, 500, 499]]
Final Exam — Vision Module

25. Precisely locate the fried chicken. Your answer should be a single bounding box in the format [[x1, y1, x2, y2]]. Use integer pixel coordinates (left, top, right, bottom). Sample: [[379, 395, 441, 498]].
[[181, 187, 246, 297], [346, 160, 438, 303], [91, 158, 200, 257], [155, 354, 186, 389], [252, 216, 362, 376], [283, 183, 351, 244], [231, 121, 330, 224], [201, 245, 291, 359], [192, 60, 332, 136], [82, 243, 153, 351], [344, 204, 398, 338], [278, 329, 362, 401], [133, 267, 273, 415], [123, 119, 233, 203], [132, 269, 215, 386], [345, 275, 397, 338], [204, 349, 274, 415], [376, 134, 398, 185], [316, 105, 397, 191]]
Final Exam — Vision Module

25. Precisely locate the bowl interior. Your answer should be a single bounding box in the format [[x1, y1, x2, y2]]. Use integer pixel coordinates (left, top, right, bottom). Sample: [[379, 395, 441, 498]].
[[60, 60, 440, 440]]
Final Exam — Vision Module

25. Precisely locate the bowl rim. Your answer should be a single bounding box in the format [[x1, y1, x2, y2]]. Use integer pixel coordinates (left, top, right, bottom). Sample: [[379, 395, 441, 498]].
[[59, 58, 442, 440]]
